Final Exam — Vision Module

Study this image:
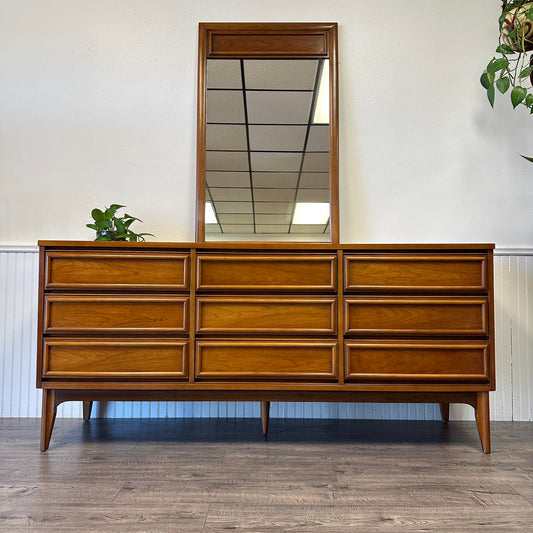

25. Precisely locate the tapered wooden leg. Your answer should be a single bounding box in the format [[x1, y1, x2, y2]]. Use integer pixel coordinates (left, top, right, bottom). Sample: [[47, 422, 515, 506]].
[[40, 389, 58, 452], [83, 401, 93, 421], [439, 402, 450, 423], [261, 401, 270, 435], [475, 391, 491, 454]]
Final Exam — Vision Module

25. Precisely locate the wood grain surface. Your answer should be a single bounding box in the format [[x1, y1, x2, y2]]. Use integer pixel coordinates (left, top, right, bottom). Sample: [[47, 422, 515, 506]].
[[45, 251, 189, 290], [1, 418, 531, 532], [196, 297, 336, 334], [196, 254, 337, 291], [344, 254, 488, 292]]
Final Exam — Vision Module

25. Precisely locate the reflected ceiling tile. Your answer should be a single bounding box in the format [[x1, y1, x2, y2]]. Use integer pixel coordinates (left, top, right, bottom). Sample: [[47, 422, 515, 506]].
[[253, 172, 299, 188], [214, 201, 253, 213], [254, 188, 295, 202], [218, 213, 254, 224], [299, 173, 330, 188], [255, 225, 290, 233], [206, 151, 249, 171], [255, 214, 291, 224], [250, 152, 302, 172], [205, 224, 222, 233], [221, 224, 255, 233], [306, 125, 330, 151], [246, 91, 312, 124], [207, 90, 245, 123], [209, 187, 252, 201], [254, 202, 294, 214], [207, 124, 247, 151], [302, 152, 330, 172], [244, 60, 318, 90], [290, 224, 328, 234], [207, 172, 250, 188], [207, 59, 242, 89], [296, 188, 330, 202], [248, 125, 307, 152]]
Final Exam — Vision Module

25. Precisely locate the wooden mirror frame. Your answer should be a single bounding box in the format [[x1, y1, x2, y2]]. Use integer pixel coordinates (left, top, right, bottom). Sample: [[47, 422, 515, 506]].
[[195, 22, 339, 243]]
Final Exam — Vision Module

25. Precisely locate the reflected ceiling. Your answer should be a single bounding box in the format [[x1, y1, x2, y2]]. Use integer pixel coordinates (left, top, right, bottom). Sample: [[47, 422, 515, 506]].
[[205, 58, 330, 238]]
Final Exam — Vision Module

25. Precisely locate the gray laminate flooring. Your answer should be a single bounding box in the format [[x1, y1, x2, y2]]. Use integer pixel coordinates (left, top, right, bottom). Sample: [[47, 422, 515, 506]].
[[1, 417, 532, 532]]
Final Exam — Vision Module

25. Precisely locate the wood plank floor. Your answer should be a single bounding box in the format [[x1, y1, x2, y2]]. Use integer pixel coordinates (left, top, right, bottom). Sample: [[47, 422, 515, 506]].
[[1, 417, 532, 532]]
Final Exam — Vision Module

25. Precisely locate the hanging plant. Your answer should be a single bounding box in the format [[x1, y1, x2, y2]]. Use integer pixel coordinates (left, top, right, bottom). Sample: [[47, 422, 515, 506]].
[[481, 1, 533, 153]]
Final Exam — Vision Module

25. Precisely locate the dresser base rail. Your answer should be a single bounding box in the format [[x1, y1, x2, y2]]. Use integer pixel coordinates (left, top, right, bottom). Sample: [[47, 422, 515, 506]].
[[40, 389, 490, 453]]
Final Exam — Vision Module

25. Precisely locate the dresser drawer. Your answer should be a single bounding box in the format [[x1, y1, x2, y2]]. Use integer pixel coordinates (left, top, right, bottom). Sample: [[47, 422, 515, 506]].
[[44, 252, 189, 291], [344, 254, 488, 292], [44, 295, 189, 334], [344, 297, 488, 336], [196, 297, 337, 335], [43, 339, 188, 379], [345, 341, 490, 381], [196, 254, 337, 291], [196, 340, 338, 380]]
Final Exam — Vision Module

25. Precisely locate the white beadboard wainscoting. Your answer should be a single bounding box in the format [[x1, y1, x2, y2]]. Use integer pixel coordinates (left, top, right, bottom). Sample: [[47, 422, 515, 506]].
[[1, 246, 531, 421]]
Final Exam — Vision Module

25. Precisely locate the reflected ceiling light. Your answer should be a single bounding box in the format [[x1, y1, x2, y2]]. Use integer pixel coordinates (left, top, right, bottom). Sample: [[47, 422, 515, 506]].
[[292, 202, 330, 225], [312, 60, 329, 124], [205, 202, 218, 224]]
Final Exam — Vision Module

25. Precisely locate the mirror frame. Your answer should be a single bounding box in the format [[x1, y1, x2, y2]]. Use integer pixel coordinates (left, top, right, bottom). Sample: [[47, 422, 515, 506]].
[[196, 22, 339, 243]]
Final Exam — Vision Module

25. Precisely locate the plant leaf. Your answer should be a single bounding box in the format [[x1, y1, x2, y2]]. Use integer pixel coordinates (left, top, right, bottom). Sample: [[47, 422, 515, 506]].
[[526, 94, 533, 107], [104, 204, 124, 218], [487, 57, 509, 75], [496, 44, 516, 54], [487, 84, 495, 107], [520, 154, 533, 162], [496, 76, 511, 94], [519, 65, 533, 78], [511, 86, 528, 107], [86, 223, 98, 230], [91, 208, 105, 221], [480, 71, 492, 90], [124, 214, 142, 222], [95, 219, 112, 230], [114, 218, 125, 233]]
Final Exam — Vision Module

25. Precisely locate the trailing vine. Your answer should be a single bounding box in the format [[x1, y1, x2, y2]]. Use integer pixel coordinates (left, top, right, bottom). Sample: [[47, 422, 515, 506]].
[[481, 1, 533, 159]]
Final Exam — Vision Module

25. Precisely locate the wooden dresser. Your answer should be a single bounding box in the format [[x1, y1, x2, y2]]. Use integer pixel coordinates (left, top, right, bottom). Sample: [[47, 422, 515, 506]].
[[37, 241, 495, 452]]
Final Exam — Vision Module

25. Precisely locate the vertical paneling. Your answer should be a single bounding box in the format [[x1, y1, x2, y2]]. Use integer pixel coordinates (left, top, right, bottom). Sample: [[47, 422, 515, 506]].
[[0, 248, 531, 421], [509, 255, 533, 421], [0, 249, 41, 417]]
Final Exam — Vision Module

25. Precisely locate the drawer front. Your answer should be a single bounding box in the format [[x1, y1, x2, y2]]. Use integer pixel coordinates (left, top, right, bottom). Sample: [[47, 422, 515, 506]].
[[344, 254, 487, 292], [196, 254, 337, 291], [44, 295, 189, 334], [196, 340, 338, 380], [43, 339, 188, 379], [345, 341, 490, 381], [344, 298, 488, 336], [45, 252, 189, 290], [196, 297, 337, 335]]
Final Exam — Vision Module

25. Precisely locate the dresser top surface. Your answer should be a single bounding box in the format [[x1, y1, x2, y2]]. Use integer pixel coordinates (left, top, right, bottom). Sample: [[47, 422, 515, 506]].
[[38, 241, 495, 252]]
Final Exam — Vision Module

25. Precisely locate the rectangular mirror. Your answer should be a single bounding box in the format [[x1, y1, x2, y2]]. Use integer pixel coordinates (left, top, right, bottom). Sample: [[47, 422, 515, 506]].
[[196, 23, 339, 242]]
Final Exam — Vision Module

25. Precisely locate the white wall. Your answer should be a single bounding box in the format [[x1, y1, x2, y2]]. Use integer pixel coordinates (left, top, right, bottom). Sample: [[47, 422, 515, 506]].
[[1, 1, 532, 420], [1, 0, 531, 246]]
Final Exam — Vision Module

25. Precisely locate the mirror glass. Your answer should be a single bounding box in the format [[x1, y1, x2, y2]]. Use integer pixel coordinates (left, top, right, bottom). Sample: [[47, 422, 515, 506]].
[[204, 58, 331, 241]]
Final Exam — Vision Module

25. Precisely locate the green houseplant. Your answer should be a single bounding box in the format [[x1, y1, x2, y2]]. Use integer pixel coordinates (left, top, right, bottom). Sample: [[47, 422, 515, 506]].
[[87, 204, 154, 241], [481, 1, 533, 132]]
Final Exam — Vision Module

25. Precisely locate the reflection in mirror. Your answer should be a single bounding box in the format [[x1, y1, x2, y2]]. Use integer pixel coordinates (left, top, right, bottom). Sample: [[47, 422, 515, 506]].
[[204, 59, 330, 241]]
